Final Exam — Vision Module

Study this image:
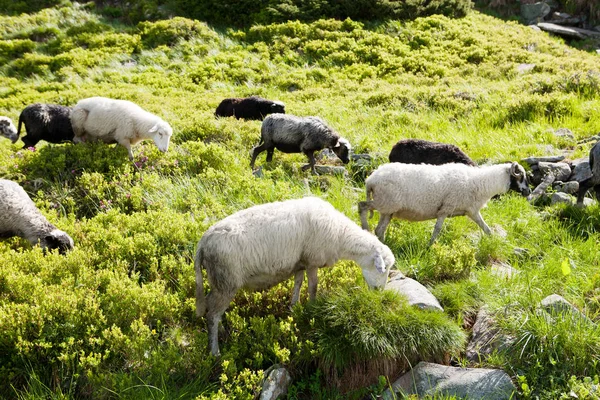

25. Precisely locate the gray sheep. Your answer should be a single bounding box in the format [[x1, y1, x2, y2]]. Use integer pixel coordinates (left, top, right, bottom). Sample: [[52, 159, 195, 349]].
[[0, 116, 18, 143], [196, 197, 395, 355], [0, 179, 74, 253], [250, 114, 351, 174], [576, 141, 600, 206], [17, 103, 75, 148], [389, 138, 476, 166], [215, 95, 285, 120]]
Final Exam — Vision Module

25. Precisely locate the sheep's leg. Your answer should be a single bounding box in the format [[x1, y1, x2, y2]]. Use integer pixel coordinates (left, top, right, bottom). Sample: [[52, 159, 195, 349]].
[[358, 201, 374, 231], [206, 290, 235, 356], [576, 177, 594, 206], [374, 213, 392, 241], [306, 267, 319, 301], [302, 151, 317, 174], [250, 143, 268, 169], [468, 211, 492, 235], [291, 270, 305, 306], [266, 148, 275, 163], [429, 216, 447, 245], [117, 139, 134, 161]]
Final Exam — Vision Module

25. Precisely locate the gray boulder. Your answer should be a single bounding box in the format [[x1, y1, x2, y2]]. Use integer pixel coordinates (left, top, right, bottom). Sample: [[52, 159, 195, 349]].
[[521, 155, 565, 166], [259, 365, 292, 400], [553, 180, 579, 194], [467, 308, 516, 363], [382, 362, 516, 400], [521, 2, 551, 24], [538, 23, 600, 39], [537, 161, 572, 181], [385, 275, 443, 312], [313, 165, 348, 177], [551, 192, 574, 205], [540, 294, 594, 324]]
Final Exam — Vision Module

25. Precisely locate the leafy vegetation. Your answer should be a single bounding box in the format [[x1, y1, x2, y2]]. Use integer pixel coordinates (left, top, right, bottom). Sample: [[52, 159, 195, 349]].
[[0, 1, 600, 399]]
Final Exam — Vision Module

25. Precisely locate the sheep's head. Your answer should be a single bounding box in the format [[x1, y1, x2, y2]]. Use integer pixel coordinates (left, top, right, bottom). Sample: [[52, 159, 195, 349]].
[[509, 162, 531, 196], [270, 101, 285, 114], [332, 137, 352, 164], [0, 117, 18, 143], [358, 243, 395, 290], [41, 229, 74, 254], [149, 120, 173, 153]]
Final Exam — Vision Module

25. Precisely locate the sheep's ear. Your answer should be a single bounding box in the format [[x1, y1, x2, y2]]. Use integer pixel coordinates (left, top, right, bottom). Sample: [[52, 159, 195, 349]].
[[148, 124, 158, 133], [374, 253, 386, 273], [510, 162, 522, 177]]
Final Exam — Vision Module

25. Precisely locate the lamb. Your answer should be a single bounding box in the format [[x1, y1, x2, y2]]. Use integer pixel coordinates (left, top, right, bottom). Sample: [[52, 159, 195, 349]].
[[576, 141, 600, 206], [0, 116, 18, 143], [215, 96, 285, 120], [15, 103, 75, 148], [70, 97, 172, 160], [358, 162, 531, 244], [250, 114, 351, 174], [0, 179, 74, 253], [389, 138, 477, 166], [195, 196, 395, 356]]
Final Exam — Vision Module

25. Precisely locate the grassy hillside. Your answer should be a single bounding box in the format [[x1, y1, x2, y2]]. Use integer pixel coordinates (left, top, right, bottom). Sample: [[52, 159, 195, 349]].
[[1, 2, 600, 399]]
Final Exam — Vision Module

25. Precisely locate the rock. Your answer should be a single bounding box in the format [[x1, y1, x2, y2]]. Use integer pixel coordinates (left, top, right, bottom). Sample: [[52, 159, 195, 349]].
[[259, 365, 292, 400], [467, 308, 516, 362], [537, 23, 600, 39], [553, 180, 579, 194], [513, 247, 529, 256], [569, 157, 592, 182], [490, 261, 519, 279], [551, 192, 573, 205], [540, 294, 594, 324], [577, 135, 600, 144], [385, 275, 443, 312], [549, 12, 582, 26], [538, 161, 572, 181], [517, 63, 536, 73], [253, 166, 264, 178], [552, 128, 575, 139], [528, 173, 556, 202], [584, 198, 597, 207], [351, 153, 372, 161], [313, 165, 348, 177], [521, 2, 551, 24], [382, 362, 516, 400], [521, 155, 565, 166]]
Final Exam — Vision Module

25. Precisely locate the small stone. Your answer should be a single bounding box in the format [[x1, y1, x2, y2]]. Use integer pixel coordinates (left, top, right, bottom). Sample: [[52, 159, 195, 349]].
[[385, 275, 443, 311], [553, 128, 575, 139], [553, 180, 579, 194], [517, 63, 536, 73], [259, 366, 292, 400], [551, 192, 573, 205]]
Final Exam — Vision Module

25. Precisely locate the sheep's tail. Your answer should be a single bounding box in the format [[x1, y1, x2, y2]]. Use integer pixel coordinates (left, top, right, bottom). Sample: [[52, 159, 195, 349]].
[[195, 243, 207, 318], [16, 112, 24, 138], [358, 184, 375, 231]]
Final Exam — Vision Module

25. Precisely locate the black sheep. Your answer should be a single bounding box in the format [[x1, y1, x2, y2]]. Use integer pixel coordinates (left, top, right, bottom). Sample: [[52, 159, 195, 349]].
[[576, 141, 600, 206], [389, 138, 476, 166], [17, 103, 75, 148], [215, 96, 285, 121]]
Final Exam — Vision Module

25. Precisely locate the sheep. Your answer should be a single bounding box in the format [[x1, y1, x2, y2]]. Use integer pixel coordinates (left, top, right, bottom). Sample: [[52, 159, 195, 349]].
[[389, 138, 477, 166], [70, 97, 172, 161], [195, 196, 395, 356], [215, 96, 285, 120], [0, 179, 74, 253], [15, 103, 75, 148], [358, 162, 531, 245], [576, 141, 600, 206], [0, 116, 18, 143], [250, 114, 351, 174]]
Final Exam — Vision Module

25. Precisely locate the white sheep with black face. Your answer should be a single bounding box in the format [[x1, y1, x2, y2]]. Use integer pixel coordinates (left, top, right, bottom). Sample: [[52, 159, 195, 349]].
[[0, 179, 74, 253], [195, 196, 395, 356], [359, 162, 531, 244], [0, 116, 18, 143], [250, 114, 351, 174], [70, 97, 172, 160]]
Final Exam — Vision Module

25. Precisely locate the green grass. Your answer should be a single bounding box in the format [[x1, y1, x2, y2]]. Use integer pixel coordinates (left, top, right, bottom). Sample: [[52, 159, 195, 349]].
[[1, 2, 600, 399]]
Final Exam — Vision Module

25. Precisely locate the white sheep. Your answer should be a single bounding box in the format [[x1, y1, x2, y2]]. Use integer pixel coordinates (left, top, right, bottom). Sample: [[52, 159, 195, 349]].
[[358, 162, 531, 244], [70, 97, 172, 160], [195, 196, 395, 356], [0, 179, 74, 253]]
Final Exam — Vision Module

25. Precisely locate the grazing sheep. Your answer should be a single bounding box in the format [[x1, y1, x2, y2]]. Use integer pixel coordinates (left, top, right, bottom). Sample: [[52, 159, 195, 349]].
[[250, 114, 351, 174], [16, 103, 75, 148], [358, 162, 531, 244], [0, 116, 18, 143], [195, 196, 395, 356], [389, 138, 476, 166], [0, 179, 74, 253], [215, 96, 285, 120], [71, 97, 172, 160], [576, 141, 600, 206]]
